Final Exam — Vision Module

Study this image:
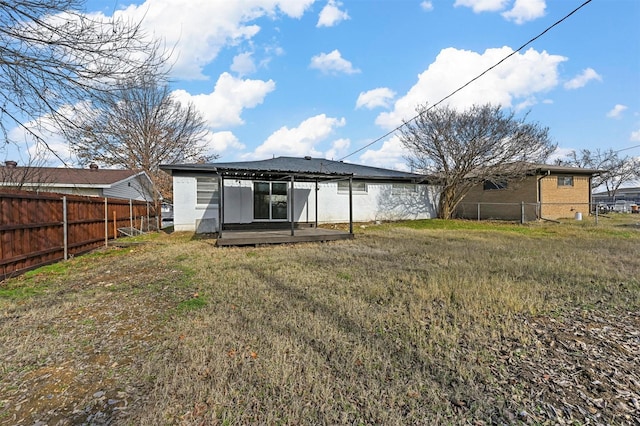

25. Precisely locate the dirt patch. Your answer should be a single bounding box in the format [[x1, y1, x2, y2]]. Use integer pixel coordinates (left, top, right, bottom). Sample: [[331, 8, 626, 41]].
[[488, 310, 640, 424]]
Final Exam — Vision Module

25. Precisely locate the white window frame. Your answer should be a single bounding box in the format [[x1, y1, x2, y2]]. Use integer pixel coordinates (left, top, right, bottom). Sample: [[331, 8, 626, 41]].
[[196, 177, 219, 206], [337, 180, 367, 194], [392, 183, 418, 195]]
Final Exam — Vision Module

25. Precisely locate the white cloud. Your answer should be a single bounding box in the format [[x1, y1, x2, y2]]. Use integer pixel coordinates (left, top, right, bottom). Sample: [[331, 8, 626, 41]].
[[631, 130, 640, 142], [317, 0, 350, 27], [113, 0, 315, 80], [324, 138, 351, 160], [310, 49, 360, 75], [356, 88, 396, 110], [454, 0, 510, 13], [548, 146, 577, 164], [231, 52, 257, 77], [564, 68, 602, 90], [606, 104, 627, 119], [375, 46, 566, 129], [455, 0, 546, 23], [420, 1, 434, 12], [502, 0, 546, 24], [172, 72, 275, 129], [206, 131, 246, 156], [358, 135, 410, 172], [248, 114, 346, 159]]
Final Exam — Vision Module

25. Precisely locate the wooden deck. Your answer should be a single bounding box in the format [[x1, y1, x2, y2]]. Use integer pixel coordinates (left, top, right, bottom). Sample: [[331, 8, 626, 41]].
[[216, 227, 353, 247]]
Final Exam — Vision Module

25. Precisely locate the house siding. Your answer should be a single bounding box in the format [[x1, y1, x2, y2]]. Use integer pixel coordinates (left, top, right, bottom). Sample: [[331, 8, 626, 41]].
[[172, 174, 438, 233], [103, 176, 153, 201]]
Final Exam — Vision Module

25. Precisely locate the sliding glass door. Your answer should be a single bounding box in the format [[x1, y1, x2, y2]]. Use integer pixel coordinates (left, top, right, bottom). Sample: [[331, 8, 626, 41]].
[[254, 182, 288, 221]]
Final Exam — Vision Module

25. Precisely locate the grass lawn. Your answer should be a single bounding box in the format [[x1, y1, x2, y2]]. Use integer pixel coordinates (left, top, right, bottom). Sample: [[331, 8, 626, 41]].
[[1, 216, 639, 425]]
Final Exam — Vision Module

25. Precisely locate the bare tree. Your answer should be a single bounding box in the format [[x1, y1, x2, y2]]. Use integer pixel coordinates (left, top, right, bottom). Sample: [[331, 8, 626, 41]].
[[0, 0, 165, 156], [65, 75, 214, 203], [557, 148, 640, 199], [401, 103, 555, 219]]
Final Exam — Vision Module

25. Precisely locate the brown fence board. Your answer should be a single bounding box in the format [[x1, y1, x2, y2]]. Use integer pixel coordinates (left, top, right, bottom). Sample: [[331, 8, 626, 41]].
[[0, 190, 158, 281]]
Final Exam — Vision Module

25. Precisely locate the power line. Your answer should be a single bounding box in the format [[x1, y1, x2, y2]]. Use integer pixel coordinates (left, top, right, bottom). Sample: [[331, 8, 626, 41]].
[[339, 0, 593, 161], [614, 143, 640, 154]]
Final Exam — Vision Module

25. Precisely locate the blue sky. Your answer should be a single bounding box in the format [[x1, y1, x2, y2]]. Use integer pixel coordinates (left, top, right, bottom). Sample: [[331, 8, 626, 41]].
[[18, 0, 640, 170]]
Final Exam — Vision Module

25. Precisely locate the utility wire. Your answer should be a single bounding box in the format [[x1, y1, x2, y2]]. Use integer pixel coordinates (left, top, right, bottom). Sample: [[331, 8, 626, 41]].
[[614, 143, 640, 154], [339, 0, 593, 161]]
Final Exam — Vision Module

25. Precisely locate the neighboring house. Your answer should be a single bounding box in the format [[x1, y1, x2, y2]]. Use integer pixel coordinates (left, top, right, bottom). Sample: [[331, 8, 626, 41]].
[[160, 156, 438, 233], [456, 164, 601, 221], [0, 161, 156, 202]]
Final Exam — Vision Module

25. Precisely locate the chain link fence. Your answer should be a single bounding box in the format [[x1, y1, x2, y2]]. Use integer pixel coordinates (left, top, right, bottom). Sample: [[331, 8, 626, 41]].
[[455, 202, 638, 224]]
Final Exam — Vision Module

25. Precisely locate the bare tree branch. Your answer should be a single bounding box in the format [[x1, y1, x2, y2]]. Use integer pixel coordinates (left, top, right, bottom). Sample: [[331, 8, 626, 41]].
[[63, 74, 215, 203], [401, 103, 555, 219], [556, 148, 640, 199], [0, 0, 167, 158]]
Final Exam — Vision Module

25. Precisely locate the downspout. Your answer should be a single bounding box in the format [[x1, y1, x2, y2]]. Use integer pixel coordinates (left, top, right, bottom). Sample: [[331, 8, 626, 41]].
[[537, 170, 551, 220], [218, 174, 224, 239]]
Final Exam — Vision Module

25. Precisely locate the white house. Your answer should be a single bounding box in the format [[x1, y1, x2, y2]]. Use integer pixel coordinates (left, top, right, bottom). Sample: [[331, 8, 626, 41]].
[[160, 156, 438, 233]]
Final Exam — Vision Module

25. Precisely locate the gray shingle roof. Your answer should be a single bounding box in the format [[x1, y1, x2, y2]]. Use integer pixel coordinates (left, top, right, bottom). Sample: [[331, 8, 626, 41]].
[[161, 156, 430, 182], [0, 165, 143, 187]]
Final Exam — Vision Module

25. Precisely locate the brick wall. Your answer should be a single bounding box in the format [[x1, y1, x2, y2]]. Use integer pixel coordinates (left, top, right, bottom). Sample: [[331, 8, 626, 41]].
[[456, 176, 538, 220], [539, 175, 591, 219], [456, 173, 593, 220]]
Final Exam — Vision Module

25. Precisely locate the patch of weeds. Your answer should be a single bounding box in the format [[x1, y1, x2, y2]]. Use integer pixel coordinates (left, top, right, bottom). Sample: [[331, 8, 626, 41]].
[[0, 284, 44, 301], [177, 296, 207, 312], [82, 247, 130, 259], [337, 271, 352, 281], [22, 261, 70, 279], [79, 318, 96, 328], [174, 254, 189, 262], [246, 251, 258, 258]]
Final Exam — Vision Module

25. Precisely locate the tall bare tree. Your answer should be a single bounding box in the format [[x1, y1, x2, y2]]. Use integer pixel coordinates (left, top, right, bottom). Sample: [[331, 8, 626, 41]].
[[557, 148, 640, 199], [0, 0, 165, 156], [65, 75, 214, 202], [400, 103, 555, 219]]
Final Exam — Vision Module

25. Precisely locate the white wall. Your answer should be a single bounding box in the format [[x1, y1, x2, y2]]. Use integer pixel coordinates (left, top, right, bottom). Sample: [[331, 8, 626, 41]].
[[173, 175, 219, 232], [172, 174, 438, 232]]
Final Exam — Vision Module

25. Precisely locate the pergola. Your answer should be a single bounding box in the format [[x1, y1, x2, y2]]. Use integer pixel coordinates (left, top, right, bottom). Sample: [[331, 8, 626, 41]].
[[212, 165, 356, 243]]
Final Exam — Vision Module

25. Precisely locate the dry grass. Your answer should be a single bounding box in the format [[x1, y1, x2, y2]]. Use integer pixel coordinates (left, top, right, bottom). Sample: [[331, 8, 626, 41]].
[[1, 216, 639, 425]]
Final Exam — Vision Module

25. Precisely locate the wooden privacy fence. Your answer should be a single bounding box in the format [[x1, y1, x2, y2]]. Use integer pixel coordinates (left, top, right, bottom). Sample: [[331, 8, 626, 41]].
[[0, 190, 159, 280]]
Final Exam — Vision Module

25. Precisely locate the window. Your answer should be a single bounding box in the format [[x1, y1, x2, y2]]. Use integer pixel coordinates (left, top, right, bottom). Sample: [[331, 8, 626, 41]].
[[196, 177, 219, 205], [392, 183, 418, 195], [338, 180, 367, 193], [557, 176, 574, 187], [483, 180, 508, 191]]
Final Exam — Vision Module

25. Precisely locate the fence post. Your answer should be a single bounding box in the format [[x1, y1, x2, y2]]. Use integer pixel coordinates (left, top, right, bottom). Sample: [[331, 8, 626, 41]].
[[595, 202, 599, 225], [104, 198, 108, 247], [477, 203, 481, 221], [129, 199, 133, 231], [520, 201, 525, 224], [63, 196, 68, 260]]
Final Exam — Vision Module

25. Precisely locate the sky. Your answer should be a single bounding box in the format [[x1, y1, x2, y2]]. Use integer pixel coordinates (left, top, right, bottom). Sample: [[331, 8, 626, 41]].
[[13, 0, 640, 171]]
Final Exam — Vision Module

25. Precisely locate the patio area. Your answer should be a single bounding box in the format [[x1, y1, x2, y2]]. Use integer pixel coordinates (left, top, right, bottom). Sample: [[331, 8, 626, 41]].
[[215, 227, 353, 246]]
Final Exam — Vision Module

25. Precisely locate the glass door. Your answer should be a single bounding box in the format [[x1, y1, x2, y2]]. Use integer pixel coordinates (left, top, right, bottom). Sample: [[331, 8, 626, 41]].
[[253, 182, 288, 221], [271, 183, 288, 220]]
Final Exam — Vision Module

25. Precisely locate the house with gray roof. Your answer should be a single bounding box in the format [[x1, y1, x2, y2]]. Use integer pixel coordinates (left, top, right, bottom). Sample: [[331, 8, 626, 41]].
[[0, 161, 156, 202], [160, 156, 439, 234]]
